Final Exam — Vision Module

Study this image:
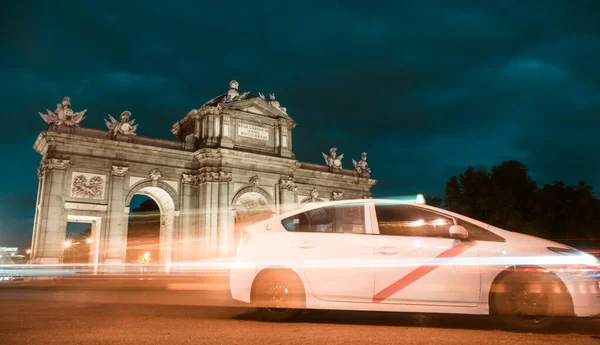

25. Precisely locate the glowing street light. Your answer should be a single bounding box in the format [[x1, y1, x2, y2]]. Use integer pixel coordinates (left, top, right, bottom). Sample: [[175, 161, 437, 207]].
[[26, 249, 31, 254], [86, 238, 93, 244], [138, 252, 151, 264], [64, 240, 72, 248]]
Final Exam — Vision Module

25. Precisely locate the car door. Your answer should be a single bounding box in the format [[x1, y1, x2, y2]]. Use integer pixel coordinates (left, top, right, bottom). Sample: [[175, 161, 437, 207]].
[[281, 201, 374, 303], [411, 206, 480, 307], [371, 203, 480, 306], [370, 202, 424, 304]]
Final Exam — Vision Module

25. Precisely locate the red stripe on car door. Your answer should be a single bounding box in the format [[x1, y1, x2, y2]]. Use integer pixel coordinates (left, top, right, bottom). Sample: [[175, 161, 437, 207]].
[[373, 240, 476, 303]]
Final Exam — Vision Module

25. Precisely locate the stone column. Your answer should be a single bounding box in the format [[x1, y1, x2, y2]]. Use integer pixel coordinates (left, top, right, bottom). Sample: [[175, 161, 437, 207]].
[[198, 172, 219, 259], [220, 115, 234, 148], [104, 166, 129, 265], [197, 180, 209, 260], [209, 177, 219, 257], [279, 177, 298, 215], [179, 174, 197, 261], [31, 158, 70, 264], [217, 172, 232, 257], [30, 166, 45, 261], [278, 120, 293, 158]]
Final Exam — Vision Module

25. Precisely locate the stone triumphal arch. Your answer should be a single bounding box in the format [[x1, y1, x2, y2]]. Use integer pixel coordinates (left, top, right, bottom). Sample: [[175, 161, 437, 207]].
[[30, 80, 377, 270]]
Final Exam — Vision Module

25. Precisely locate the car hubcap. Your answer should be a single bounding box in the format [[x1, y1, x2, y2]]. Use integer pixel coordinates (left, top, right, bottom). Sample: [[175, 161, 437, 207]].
[[264, 282, 291, 313], [506, 285, 551, 324]]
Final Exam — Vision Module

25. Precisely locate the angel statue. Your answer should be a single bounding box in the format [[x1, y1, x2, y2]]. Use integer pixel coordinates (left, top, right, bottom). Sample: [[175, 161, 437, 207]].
[[105, 110, 138, 137], [352, 152, 371, 177], [39, 97, 87, 127], [321, 147, 344, 172]]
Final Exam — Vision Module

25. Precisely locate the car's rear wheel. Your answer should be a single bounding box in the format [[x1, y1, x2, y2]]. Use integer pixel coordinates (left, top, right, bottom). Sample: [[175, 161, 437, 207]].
[[491, 271, 573, 331], [251, 269, 305, 322]]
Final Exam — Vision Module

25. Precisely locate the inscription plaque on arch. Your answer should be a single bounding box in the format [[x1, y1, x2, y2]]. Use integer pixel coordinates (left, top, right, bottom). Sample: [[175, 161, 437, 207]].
[[238, 123, 269, 141]]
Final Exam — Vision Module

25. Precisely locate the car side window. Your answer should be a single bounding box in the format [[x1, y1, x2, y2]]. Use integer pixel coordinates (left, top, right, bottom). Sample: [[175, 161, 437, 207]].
[[281, 204, 365, 234], [281, 207, 334, 233], [374, 204, 454, 238], [457, 219, 506, 242], [333, 204, 366, 234]]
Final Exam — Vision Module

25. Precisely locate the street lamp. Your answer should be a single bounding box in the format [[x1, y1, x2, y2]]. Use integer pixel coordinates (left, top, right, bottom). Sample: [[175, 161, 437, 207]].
[[86, 238, 92, 244], [64, 240, 72, 248]]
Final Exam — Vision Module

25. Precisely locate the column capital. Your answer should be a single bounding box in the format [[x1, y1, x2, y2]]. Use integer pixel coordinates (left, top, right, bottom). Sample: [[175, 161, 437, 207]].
[[279, 177, 298, 195], [111, 165, 129, 177]]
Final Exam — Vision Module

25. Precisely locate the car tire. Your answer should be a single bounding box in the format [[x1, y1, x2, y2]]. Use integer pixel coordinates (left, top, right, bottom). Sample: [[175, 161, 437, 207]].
[[491, 270, 573, 331], [251, 269, 306, 322]]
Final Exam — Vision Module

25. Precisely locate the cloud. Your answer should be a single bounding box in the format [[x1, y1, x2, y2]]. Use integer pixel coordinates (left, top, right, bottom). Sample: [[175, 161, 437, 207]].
[[102, 72, 169, 91]]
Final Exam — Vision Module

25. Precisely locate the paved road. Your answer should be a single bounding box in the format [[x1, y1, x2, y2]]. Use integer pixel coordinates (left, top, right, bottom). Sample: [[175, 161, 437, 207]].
[[0, 286, 599, 345]]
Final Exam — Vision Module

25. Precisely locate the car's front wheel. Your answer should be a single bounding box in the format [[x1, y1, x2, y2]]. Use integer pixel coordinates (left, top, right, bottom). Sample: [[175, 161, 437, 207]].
[[492, 270, 573, 331], [251, 269, 306, 322]]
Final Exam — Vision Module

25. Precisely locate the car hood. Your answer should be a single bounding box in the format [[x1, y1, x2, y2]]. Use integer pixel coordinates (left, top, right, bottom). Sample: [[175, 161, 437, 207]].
[[487, 225, 598, 266], [490, 226, 569, 248]]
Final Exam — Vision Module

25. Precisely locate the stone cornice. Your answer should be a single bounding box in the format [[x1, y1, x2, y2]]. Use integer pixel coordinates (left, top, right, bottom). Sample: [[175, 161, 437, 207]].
[[34, 132, 194, 160], [194, 148, 300, 173]]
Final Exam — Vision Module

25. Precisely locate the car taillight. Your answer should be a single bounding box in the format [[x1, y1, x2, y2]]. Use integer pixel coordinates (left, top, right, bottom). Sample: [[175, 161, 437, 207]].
[[237, 229, 251, 255]]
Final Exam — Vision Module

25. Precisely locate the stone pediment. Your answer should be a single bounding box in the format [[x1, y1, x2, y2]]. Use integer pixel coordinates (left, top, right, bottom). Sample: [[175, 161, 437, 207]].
[[198, 81, 294, 123], [228, 97, 294, 122]]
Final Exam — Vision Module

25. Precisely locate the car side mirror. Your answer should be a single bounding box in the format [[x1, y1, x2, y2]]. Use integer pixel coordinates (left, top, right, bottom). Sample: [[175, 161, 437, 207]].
[[449, 225, 469, 240]]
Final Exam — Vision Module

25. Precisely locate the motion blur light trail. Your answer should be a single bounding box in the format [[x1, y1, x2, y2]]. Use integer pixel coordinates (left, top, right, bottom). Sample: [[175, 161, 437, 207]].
[[1, 253, 597, 278]]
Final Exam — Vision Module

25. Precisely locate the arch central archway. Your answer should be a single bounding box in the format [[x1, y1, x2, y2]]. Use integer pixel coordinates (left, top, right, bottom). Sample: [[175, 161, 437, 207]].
[[232, 187, 275, 246], [125, 180, 178, 272]]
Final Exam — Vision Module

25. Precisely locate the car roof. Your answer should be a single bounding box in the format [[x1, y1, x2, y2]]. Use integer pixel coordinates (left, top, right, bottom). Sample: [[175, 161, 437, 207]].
[[284, 198, 429, 214]]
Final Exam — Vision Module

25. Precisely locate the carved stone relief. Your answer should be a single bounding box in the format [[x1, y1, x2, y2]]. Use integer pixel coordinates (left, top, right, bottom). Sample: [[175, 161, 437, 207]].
[[181, 173, 196, 185], [310, 188, 319, 202], [70, 172, 106, 199], [111, 165, 129, 177], [249, 175, 259, 187], [149, 168, 161, 186], [331, 191, 344, 201], [38, 158, 71, 178], [279, 177, 298, 195]]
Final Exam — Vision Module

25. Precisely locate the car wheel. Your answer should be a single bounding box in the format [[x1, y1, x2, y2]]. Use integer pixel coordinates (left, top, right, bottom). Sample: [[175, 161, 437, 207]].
[[492, 271, 572, 331], [251, 270, 305, 322]]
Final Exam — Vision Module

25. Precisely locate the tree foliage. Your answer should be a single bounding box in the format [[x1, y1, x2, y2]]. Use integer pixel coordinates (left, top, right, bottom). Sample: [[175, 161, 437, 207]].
[[132, 199, 160, 213], [441, 160, 600, 239]]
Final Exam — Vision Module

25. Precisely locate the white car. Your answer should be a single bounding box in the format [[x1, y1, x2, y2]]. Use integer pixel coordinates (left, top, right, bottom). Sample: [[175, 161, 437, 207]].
[[230, 198, 600, 329]]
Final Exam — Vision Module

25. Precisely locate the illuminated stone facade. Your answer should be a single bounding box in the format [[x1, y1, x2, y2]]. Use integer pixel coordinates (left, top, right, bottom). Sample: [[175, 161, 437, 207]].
[[30, 81, 376, 269]]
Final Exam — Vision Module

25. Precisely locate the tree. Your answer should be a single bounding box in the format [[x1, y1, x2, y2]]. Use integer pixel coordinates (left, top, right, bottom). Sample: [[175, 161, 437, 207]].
[[444, 166, 493, 223], [132, 199, 159, 213], [440, 160, 600, 239], [488, 160, 539, 234], [443, 176, 463, 213], [425, 195, 442, 208]]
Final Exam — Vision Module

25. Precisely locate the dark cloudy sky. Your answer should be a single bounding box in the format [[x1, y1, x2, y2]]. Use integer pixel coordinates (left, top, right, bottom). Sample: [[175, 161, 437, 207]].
[[1, 0, 600, 247]]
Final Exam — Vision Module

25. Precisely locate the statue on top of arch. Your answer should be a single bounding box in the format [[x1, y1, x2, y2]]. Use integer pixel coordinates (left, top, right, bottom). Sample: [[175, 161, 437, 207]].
[[352, 152, 371, 177], [259, 93, 288, 114], [105, 110, 138, 137], [39, 97, 87, 127], [221, 80, 251, 103], [322, 147, 344, 172]]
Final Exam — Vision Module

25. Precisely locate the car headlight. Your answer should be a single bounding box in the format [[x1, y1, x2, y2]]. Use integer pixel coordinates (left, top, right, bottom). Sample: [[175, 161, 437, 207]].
[[547, 247, 582, 256], [547, 246, 600, 274]]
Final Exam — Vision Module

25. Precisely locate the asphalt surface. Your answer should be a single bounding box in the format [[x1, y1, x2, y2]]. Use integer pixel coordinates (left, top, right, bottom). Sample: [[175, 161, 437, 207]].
[[1, 279, 600, 345]]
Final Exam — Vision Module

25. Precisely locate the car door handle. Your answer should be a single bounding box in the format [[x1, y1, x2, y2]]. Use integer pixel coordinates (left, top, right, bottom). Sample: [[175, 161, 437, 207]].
[[376, 246, 399, 255], [297, 241, 316, 249]]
